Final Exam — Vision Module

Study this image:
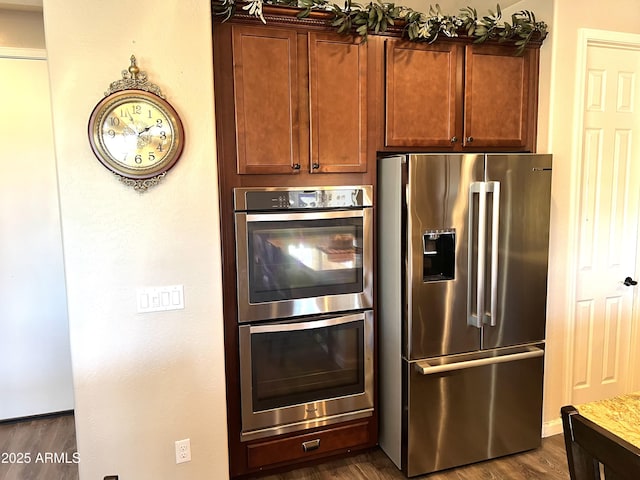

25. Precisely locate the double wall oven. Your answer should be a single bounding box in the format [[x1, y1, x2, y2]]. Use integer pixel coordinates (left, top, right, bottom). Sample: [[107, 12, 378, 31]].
[[233, 185, 374, 441]]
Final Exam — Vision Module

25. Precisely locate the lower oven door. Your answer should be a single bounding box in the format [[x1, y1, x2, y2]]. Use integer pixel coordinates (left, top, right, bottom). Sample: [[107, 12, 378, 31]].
[[239, 311, 374, 441]]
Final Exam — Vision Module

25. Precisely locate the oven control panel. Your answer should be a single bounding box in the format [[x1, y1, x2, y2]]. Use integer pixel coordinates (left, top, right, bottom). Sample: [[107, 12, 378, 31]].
[[235, 186, 373, 211]]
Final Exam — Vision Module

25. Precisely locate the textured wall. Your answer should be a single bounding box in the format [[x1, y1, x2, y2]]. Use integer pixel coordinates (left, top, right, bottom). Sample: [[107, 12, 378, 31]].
[[42, 0, 229, 478]]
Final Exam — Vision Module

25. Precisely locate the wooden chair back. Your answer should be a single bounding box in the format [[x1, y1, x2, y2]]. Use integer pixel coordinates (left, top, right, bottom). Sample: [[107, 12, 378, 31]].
[[561, 405, 640, 480]]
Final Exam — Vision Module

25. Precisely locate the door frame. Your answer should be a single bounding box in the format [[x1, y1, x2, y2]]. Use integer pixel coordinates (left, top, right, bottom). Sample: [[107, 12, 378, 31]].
[[564, 28, 640, 409]]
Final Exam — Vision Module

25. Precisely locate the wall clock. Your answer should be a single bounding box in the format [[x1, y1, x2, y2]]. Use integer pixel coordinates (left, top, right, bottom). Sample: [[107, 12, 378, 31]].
[[88, 55, 184, 191]]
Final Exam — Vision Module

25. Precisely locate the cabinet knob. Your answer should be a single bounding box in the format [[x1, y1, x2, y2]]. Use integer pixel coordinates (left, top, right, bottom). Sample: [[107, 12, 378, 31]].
[[450, 136, 458, 143], [466, 136, 474, 143], [312, 162, 320, 170], [292, 163, 301, 170]]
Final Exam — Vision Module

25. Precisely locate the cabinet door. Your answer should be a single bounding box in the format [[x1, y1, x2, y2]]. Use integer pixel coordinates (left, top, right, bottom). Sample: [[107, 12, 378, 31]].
[[463, 44, 538, 150], [385, 40, 463, 148], [232, 26, 300, 174], [308, 33, 368, 173]]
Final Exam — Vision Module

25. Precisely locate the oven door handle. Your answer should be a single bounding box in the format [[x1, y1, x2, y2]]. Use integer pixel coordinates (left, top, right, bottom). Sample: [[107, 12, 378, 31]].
[[249, 312, 365, 334], [246, 209, 365, 223]]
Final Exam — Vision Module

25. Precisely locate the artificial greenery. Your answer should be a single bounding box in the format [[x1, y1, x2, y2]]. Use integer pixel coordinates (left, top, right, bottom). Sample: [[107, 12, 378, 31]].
[[212, 1, 547, 54]]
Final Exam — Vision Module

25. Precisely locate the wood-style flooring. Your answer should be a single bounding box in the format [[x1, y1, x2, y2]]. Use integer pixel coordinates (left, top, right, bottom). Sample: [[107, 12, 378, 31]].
[[0, 413, 570, 480], [257, 434, 570, 480], [0, 412, 78, 480]]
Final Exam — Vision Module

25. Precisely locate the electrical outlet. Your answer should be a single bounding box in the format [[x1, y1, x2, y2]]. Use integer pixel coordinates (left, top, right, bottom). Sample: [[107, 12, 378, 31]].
[[175, 438, 191, 464]]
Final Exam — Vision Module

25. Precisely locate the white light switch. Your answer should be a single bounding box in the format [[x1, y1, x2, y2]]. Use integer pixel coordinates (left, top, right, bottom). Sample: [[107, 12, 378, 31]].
[[137, 285, 184, 313]]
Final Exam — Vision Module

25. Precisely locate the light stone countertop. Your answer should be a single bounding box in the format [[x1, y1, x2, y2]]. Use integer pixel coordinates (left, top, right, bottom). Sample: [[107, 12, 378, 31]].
[[577, 391, 640, 449]]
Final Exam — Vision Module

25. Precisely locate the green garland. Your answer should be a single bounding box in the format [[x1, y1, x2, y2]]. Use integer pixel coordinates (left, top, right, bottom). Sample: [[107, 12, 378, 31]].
[[212, 1, 547, 54]]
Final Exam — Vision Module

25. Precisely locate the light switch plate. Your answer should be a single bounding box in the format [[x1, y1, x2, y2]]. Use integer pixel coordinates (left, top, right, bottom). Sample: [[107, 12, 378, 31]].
[[137, 285, 184, 313]]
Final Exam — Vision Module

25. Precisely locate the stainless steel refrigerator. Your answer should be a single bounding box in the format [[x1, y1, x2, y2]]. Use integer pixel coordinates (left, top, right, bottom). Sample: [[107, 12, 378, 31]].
[[377, 153, 552, 477]]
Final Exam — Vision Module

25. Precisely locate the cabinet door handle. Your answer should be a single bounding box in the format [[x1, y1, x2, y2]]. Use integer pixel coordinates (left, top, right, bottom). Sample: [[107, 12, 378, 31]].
[[312, 162, 320, 170], [302, 439, 320, 452], [292, 163, 301, 170], [466, 136, 474, 143], [450, 136, 458, 143]]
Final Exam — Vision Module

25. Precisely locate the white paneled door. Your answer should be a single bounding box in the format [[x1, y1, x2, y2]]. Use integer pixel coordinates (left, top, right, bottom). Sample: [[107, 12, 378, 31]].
[[570, 32, 640, 405]]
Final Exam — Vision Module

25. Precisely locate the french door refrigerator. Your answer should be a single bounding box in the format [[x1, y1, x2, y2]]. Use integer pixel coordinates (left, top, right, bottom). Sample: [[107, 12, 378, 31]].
[[377, 153, 552, 477]]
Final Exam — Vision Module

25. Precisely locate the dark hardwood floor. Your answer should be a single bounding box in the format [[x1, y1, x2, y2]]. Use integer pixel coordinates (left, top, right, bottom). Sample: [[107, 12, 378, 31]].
[[0, 412, 78, 480], [253, 434, 570, 480], [0, 413, 570, 480]]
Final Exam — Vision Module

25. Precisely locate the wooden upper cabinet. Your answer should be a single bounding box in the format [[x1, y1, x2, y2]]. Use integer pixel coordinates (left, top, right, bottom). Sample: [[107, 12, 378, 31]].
[[384, 39, 540, 152], [231, 25, 368, 175], [463, 44, 538, 150], [309, 33, 368, 173], [232, 25, 300, 175], [385, 39, 462, 148]]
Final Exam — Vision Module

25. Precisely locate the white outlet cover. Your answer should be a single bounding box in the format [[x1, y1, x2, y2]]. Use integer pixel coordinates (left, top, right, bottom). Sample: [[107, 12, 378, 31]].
[[175, 438, 191, 464]]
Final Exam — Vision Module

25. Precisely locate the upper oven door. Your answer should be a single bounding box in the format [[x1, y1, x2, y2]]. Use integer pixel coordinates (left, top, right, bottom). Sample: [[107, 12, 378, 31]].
[[235, 209, 373, 323]]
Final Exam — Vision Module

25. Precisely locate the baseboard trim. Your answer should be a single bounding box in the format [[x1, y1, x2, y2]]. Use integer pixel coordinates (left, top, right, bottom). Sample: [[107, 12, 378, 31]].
[[0, 409, 74, 425], [543, 417, 563, 437]]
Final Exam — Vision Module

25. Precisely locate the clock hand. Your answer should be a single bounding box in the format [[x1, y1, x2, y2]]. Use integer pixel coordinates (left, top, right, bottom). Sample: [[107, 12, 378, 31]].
[[138, 124, 154, 135], [125, 112, 139, 132]]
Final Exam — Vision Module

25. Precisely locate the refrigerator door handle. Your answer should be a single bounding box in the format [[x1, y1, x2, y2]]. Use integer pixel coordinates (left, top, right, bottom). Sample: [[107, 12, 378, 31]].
[[413, 346, 544, 375], [468, 182, 487, 328], [485, 181, 500, 327]]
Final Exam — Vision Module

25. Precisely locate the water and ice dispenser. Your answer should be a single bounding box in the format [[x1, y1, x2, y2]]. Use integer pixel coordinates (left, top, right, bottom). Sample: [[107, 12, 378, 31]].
[[422, 229, 455, 282]]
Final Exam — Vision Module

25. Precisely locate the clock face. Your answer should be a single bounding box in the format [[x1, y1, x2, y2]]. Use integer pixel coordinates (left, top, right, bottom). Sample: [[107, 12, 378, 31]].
[[88, 90, 184, 179]]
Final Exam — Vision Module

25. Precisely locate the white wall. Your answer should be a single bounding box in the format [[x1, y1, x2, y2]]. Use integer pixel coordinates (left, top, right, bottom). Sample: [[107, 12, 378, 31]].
[[396, 0, 522, 14], [42, 0, 229, 478], [0, 51, 74, 420], [542, 0, 640, 433]]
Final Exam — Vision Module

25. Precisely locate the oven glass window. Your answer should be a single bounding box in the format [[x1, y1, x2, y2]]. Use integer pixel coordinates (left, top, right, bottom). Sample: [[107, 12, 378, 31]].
[[247, 217, 363, 303], [251, 320, 364, 411]]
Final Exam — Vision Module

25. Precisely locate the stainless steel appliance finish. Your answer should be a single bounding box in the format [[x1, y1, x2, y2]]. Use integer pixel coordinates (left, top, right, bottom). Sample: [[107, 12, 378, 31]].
[[406, 345, 544, 476], [378, 154, 552, 477], [238, 310, 374, 441], [234, 185, 373, 323]]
